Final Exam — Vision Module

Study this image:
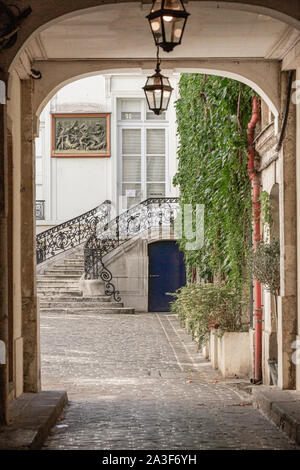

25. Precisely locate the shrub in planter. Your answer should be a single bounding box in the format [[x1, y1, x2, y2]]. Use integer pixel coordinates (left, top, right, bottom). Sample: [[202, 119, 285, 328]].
[[169, 282, 248, 348], [248, 239, 280, 297]]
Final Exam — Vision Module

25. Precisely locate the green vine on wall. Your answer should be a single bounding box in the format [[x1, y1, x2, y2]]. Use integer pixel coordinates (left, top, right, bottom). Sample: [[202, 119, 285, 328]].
[[249, 190, 280, 306], [174, 74, 253, 288], [260, 190, 273, 237]]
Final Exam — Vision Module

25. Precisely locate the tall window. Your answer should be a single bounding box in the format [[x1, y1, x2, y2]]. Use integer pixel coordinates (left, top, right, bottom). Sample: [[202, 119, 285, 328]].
[[119, 99, 167, 210]]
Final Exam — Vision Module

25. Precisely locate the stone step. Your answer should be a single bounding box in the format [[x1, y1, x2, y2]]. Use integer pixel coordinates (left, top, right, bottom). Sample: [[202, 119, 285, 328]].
[[39, 301, 123, 308], [37, 280, 79, 287], [40, 297, 124, 308], [43, 269, 83, 275], [37, 291, 84, 298], [64, 258, 84, 264], [37, 274, 82, 280], [53, 264, 84, 269], [37, 287, 80, 294], [38, 295, 110, 302], [40, 307, 135, 314]]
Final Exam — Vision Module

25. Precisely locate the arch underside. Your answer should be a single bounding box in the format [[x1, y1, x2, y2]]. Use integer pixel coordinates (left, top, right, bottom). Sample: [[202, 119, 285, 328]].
[[3, 0, 300, 72], [33, 59, 280, 127]]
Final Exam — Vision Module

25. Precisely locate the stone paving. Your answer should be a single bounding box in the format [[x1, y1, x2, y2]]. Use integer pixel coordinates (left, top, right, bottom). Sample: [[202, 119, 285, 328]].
[[41, 311, 298, 450]]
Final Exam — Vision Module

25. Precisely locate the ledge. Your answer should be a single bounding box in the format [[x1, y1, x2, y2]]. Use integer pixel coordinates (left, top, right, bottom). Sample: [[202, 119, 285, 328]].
[[0, 390, 68, 450], [243, 385, 300, 446]]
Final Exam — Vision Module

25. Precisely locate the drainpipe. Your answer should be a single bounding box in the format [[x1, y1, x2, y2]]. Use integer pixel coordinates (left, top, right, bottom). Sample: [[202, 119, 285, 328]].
[[247, 96, 262, 383]]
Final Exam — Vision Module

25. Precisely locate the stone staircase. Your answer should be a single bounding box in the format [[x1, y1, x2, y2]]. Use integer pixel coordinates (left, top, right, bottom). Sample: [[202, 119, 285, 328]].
[[37, 250, 135, 314]]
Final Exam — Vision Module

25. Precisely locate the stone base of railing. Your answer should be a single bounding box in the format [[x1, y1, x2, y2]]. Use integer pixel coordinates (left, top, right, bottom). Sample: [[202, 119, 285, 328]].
[[79, 279, 106, 297]]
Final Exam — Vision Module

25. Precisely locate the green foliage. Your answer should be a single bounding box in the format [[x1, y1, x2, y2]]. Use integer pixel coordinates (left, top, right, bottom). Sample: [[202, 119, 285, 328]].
[[173, 74, 253, 287], [248, 240, 280, 296], [169, 283, 248, 347], [248, 191, 280, 299], [260, 190, 273, 238]]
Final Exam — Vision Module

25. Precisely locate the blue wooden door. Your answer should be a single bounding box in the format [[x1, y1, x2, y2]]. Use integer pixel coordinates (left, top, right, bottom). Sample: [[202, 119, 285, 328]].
[[148, 241, 186, 312]]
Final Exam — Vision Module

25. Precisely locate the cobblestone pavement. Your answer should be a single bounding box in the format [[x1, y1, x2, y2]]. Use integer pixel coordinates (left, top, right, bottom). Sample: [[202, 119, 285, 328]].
[[41, 312, 297, 450]]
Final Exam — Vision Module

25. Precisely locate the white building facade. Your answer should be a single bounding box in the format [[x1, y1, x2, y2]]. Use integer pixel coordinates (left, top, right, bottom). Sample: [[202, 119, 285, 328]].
[[35, 74, 179, 233]]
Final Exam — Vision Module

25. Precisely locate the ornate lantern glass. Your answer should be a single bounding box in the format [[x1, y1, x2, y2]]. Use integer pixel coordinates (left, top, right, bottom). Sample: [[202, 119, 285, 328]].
[[146, 0, 190, 52], [143, 53, 173, 115]]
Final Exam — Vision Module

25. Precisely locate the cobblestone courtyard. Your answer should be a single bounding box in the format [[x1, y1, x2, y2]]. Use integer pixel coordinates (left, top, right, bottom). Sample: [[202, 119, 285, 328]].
[[41, 312, 297, 450]]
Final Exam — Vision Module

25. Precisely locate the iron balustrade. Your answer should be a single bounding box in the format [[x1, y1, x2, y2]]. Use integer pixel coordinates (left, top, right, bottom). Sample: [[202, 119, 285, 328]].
[[84, 197, 179, 301], [36, 200, 111, 264]]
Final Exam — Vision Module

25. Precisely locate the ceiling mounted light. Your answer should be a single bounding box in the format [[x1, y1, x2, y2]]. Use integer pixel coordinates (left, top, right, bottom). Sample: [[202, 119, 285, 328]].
[[143, 47, 173, 115], [146, 0, 190, 53]]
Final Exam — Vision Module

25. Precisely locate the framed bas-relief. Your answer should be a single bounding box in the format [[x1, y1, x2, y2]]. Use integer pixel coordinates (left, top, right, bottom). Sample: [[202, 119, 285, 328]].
[[51, 113, 111, 158]]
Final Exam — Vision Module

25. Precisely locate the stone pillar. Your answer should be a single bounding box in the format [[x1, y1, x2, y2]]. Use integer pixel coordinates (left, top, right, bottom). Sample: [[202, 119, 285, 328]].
[[296, 68, 300, 391], [0, 78, 9, 424], [21, 80, 40, 393], [277, 71, 297, 390]]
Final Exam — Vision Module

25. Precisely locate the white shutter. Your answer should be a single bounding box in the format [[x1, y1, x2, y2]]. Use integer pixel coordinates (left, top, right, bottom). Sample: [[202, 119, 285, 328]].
[[146, 129, 165, 154], [147, 156, 165, 182], [122, 156, 141, 182], [147, 183, 165, 198], [122, 129, 141, 154]]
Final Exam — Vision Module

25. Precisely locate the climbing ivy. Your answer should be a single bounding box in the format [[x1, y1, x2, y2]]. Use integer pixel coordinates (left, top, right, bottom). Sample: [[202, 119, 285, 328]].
[[260, 190, 273, 238], [174, 74, 254, 288]]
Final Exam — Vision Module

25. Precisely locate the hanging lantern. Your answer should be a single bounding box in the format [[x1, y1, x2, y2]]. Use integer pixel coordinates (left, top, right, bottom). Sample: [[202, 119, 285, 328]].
[[146, 0, 190, 53], [143, 48, 173, 115]]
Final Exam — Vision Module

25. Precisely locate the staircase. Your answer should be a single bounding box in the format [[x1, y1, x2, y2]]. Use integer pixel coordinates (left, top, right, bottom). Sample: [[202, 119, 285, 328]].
[[37, 249, 135, 315], [37, 197, 179, 315]]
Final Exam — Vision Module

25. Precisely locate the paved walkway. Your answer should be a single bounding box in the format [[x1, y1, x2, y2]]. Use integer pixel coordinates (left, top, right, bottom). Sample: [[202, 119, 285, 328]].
[[41, 312, 297, 450]]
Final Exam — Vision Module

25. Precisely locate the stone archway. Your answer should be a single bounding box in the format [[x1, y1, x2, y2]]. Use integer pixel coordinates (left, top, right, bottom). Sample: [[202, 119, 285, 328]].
[[32, 60, 280, 131], [1, 0, 300, 425], [2, 0, 300, 73]]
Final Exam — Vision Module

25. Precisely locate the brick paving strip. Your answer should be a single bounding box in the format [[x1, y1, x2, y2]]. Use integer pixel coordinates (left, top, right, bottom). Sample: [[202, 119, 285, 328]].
[[37, 311, 299, 450]]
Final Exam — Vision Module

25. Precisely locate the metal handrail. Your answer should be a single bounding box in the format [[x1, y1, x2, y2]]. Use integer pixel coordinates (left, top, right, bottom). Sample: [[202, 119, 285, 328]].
[[84, 197, 179, 301], [36, 200, 111, 264]]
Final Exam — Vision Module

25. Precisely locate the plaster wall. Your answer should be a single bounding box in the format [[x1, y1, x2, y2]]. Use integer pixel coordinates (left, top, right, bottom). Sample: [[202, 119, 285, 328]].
[[102, 228, 178, 312], [255, 116, 280, 386], [36, 74, 179, 231]]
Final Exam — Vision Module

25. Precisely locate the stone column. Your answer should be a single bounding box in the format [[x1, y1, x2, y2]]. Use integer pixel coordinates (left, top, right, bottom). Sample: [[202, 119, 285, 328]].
[[296, 68, 300, 391], [277, 71, 297, 390], [0, 78, 9, 424], [21, 80, 40, 393]]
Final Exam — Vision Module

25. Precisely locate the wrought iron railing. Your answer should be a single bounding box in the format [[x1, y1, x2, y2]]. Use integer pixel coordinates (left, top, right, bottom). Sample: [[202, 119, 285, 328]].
[[84, 197, 179, 301], [36, 200, 111, 264], [36, 200, 45, 220]]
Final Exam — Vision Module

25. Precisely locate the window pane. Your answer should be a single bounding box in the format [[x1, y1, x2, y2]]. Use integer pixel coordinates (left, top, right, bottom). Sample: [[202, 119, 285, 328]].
[[121, 100, 141, 120], [121, 112, 141, 120], [146, 129, 165, 154], [122, 183, 142, 209], [147, 156, 165, 182], [146, 111, 166, 120], [121, 99, 141, 112], [147, 183, 165, 198], [122, 129, 141, 154], [122, 156, 141, 182]]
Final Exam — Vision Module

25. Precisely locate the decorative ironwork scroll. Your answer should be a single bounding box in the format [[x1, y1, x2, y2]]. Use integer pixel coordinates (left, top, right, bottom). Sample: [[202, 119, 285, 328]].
[[36, 200, 111, 264], [84, 197, 179, 301]]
